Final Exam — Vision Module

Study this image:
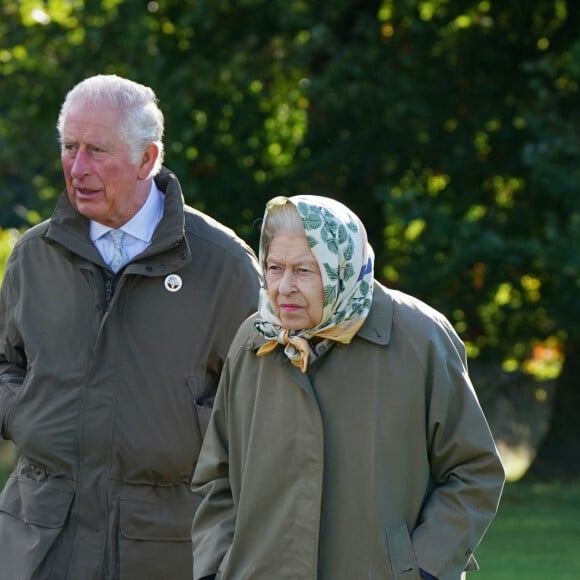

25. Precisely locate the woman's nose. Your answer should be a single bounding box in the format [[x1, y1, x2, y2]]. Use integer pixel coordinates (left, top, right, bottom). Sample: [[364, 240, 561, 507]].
[[278, 269, 297, 293]]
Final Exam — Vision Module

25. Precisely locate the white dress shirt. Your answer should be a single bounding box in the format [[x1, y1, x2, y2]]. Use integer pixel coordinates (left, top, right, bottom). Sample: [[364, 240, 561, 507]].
[[90, 181, 164, 267]]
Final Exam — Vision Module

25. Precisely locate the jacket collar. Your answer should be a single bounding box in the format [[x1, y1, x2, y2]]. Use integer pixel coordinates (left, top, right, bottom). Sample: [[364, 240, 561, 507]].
[[356, 281, 393, 346], [244, 282, 393, 397], [44, 167, 191, 276]]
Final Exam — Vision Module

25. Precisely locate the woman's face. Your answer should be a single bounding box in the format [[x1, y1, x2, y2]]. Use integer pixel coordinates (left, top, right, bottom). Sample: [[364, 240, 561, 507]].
[[265, 232, 324, 331]]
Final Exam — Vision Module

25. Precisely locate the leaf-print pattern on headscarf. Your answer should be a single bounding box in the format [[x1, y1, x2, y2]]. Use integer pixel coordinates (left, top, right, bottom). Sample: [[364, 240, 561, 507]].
[[254, 195, 374, 372]]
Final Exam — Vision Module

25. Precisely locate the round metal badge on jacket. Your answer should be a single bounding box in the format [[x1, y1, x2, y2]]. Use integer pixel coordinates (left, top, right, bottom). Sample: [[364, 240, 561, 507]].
[[164, 274, 183, 292]]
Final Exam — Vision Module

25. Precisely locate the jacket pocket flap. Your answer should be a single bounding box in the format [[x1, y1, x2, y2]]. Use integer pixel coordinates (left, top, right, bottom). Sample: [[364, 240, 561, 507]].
[[386, 522, 419, 575], [119, 497, 195, 542], [0, 475, 74, 528]]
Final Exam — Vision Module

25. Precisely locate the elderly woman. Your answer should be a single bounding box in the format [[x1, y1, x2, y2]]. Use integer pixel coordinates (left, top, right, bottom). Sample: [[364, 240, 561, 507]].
[[191, 195, 505, 580]]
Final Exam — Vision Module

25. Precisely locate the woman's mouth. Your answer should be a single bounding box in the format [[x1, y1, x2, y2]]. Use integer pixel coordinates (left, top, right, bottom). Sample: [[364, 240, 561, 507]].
[[280, 304, 301, 312]]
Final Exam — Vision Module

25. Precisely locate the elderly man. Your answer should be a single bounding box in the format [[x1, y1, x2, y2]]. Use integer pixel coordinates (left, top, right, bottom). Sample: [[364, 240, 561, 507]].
[[0, 74, 260, 580]]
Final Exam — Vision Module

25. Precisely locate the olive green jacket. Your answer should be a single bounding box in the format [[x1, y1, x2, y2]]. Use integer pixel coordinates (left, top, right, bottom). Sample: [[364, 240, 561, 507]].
[[0, 168, 260, 580], [192, 282, 505, 580]]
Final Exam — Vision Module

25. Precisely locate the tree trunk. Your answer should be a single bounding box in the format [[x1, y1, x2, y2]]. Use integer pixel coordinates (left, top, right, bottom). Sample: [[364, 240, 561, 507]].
[[525, 340, 580, 480]]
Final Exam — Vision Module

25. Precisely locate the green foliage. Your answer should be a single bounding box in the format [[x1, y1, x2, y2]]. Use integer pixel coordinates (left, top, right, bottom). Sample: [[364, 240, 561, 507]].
[[0, 0, 579, 373], [0, 229, 19, 281]]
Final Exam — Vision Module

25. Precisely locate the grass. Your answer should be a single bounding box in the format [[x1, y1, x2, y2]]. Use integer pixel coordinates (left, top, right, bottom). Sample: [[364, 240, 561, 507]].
[[1, 456, 13, 488], [475, 480, 580, 579], [0, 459, 578, 578], [0, 443, 15, 487]]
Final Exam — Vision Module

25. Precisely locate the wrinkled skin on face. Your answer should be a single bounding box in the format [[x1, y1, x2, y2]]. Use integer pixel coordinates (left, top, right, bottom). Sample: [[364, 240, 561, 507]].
[[265, 232, 324, 331], [60, 102, 158, 228]]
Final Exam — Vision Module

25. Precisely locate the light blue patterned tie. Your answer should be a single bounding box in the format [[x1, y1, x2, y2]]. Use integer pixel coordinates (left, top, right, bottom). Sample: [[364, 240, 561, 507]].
[[108, 229, 128, 272]]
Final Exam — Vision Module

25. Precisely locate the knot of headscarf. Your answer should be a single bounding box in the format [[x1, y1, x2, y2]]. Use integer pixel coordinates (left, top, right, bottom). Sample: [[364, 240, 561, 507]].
[[255, 329, 312, 373], [254, 194, 374, 373]]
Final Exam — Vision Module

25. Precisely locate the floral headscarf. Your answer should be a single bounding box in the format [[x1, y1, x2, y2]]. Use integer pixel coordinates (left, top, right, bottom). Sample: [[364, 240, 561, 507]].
[[254, 195, 374, 372]]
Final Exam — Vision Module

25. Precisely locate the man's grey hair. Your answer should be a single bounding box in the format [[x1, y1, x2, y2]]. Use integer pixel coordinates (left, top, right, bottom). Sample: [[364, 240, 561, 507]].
[[57, 74, 165, 175]]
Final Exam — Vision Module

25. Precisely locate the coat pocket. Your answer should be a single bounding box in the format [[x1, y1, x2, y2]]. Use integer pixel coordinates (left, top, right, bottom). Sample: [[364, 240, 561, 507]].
[[0, 379, 23, 440], [385, 522, 421, 579], [186, 374, 218, 440], [193, 395, 215, 438], [215, 543, 233, 579], [118, 496, 197, 580], [0, 474, 74, 580]]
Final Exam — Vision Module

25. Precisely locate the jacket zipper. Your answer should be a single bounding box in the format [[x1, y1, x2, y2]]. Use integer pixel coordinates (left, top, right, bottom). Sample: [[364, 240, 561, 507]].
[[104, 278, 114, 311]]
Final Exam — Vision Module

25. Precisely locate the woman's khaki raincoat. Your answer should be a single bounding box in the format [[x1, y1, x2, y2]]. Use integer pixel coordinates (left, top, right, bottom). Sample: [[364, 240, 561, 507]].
[[192, 282, 505, 580], [0, 168, 260, 580]]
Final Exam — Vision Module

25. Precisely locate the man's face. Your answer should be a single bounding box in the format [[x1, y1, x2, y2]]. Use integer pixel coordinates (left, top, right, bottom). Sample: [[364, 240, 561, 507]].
[[60, 102, 150, 228]]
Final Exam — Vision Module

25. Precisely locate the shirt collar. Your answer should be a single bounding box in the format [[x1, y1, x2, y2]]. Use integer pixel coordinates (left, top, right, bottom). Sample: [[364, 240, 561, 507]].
[[90, 180, 164, 242]]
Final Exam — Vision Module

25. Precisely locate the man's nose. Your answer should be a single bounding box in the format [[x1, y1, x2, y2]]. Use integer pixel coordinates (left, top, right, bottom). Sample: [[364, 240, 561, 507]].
[[70, 148, 91, 178]]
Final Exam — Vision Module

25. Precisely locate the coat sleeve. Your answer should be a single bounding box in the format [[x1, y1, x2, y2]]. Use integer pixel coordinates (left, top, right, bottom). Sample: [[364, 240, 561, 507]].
[[0, 248, 26, 441], [411, 318, 505, 580], [191, 358, 236, 580], [211, 239, 260, 368]]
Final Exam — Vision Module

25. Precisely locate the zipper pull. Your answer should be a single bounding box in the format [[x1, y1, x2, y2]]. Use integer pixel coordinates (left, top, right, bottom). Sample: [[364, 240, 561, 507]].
[[104, 278, 114, 310]]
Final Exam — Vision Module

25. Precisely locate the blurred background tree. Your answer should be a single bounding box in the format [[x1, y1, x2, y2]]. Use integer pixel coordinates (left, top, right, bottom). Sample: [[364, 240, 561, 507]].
[[0, 0, 579, 478]]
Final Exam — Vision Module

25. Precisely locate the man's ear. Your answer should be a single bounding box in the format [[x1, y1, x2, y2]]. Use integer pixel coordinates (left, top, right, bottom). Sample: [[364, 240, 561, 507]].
[[137, 143, 159, 180]]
